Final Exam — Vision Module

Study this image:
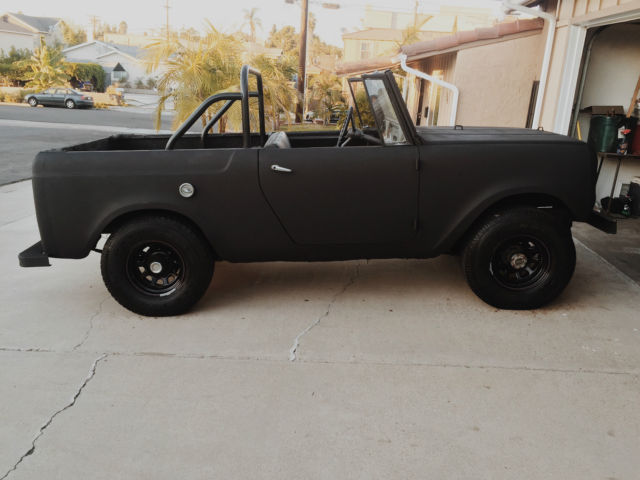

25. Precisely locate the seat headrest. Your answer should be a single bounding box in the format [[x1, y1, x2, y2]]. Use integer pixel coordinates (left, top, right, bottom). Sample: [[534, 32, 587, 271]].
[[264, 131, 291, 149]]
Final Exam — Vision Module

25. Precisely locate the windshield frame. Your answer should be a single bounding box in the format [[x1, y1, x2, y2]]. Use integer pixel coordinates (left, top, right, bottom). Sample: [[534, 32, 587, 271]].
[[347, 70, 419, 146]]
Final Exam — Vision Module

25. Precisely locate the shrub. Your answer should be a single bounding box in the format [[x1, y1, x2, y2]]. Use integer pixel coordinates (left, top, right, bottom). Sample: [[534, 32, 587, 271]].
[[135, 78, 145, 89]]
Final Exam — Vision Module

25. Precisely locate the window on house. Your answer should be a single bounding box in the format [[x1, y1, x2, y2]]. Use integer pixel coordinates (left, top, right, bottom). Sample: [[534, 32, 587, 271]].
[[112, 70, 128, 82], [360, 42, 371, 60]]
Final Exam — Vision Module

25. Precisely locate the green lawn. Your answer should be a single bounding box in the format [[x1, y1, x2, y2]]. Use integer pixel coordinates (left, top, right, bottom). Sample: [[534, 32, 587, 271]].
[[280, 123, 339, 132]]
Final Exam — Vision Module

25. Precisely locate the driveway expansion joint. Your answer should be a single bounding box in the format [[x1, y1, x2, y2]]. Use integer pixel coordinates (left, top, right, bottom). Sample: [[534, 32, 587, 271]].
[[289, 262, 361, 362], [0, 354, 108, 480]]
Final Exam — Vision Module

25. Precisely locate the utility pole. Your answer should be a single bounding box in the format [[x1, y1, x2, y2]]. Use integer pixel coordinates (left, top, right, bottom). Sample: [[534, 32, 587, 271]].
[[164, 0, 170, 41], [89, 15, 99, 41], [295, 0, 309, 123]]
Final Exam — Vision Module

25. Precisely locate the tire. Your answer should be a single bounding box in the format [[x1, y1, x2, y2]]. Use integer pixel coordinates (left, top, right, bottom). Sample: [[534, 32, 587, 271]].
[[100, 215, 214, 316], [461, 207, 576, 310], [28, 97, 38, 107], [65, 99, 75, 109]]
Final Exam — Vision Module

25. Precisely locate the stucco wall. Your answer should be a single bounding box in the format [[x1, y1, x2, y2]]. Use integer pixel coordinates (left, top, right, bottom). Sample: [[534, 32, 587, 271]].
[[452, 32, 543, 127]]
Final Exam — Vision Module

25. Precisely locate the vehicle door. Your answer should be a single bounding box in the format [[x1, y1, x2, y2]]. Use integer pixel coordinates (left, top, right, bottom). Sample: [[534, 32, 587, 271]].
[[39, 88, 56, 106], [51, 89, 66, 106], [258, 73, 421, 246]]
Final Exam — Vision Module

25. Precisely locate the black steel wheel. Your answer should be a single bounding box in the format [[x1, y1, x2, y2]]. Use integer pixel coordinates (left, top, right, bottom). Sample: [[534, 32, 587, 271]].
[[462, 207, 575, 310], [101, 215, 214, 316], [490, 235, 551, 291]]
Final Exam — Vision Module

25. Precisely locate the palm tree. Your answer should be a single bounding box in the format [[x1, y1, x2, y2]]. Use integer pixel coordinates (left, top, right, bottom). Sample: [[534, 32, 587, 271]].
[[146, 22, 243, 130], [243, 8, 262, 43], [396, 16, 432, 49], [21, 37, 70, 89], [248, 54, 298, 130], [309, 72, 345, 125], [146, 22, 298, 133]]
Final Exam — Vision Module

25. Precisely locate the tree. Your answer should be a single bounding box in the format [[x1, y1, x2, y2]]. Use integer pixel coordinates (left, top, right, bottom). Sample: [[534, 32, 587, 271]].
[[243, 8, 262, 43], [266, 25, 298, 57], [60, 21, 87, 47], [20, 38, 70, 90], [146, 23, 299, 133], [309, 72, 344, 125], [249, 54, 298, 130], [0, 47, 31, 85], [146, 22, 243, 130], [396, 17, 432, 49], [118, 21, 128, 35], [69, 63, 106, 91]]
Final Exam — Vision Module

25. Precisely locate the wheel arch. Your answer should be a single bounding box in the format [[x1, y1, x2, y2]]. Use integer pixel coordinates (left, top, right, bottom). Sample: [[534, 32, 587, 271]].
[[98, 208, 219, 259], [446, 192, 573, 254]]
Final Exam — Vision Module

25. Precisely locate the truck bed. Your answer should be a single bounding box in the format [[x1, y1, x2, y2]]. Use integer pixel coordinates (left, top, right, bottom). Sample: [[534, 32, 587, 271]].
[[61, 130, 341, 152]]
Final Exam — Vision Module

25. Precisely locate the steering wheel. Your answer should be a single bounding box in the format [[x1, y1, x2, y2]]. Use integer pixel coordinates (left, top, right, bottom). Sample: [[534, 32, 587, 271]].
[[337, 106, 355, 147]]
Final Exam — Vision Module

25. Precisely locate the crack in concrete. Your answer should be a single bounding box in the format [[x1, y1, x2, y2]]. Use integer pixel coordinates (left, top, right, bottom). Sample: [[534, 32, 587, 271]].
[[289, 262, 360, 362], [0, 354, 108, 480], [73, 297, 109, 351]]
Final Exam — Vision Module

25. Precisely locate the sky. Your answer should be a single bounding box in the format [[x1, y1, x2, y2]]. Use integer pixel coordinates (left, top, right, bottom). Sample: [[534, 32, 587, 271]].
[[2, 0, 508, 46]]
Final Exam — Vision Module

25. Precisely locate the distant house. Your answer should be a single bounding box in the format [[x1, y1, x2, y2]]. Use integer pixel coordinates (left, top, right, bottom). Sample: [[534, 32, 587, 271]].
[[63, 40, 155, 86], [0, 12, 62, 52]]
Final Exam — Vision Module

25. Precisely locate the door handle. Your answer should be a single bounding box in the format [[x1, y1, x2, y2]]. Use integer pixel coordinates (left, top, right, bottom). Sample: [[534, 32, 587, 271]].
[[271, 165, 293, 173]]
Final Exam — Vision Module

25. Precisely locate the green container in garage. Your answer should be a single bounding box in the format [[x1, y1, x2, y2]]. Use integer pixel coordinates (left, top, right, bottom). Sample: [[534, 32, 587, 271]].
[[587, 115, 623, 153]]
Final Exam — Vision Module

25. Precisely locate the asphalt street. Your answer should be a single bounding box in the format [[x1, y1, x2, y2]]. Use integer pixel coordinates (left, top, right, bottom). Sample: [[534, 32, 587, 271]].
[[0, 104, 176, 185]]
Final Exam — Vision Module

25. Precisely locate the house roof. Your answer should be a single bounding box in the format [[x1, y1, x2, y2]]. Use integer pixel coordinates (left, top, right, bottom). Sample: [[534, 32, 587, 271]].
[[6, 12, 60, 33], [401, 17, 543, 59], [63, 41, 144, 63], [103, 42, 143, 59], [0, 15, 32, 35], [342, 28, 434, 42], [336, 18, 544, 76]]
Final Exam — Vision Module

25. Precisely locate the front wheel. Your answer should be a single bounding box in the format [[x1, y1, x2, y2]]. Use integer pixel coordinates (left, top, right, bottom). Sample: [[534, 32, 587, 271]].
[[65, 99, 75, 109], [101, 215, 214, 316], [462, 207, 576, 310], [28, 97, 38, 107]]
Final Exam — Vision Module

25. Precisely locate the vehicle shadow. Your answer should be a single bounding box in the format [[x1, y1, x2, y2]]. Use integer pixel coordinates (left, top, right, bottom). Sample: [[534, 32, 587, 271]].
[[194, 253, 603, 314]]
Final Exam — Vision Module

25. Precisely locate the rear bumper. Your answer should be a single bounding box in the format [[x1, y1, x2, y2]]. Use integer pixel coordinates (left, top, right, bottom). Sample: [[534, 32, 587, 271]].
[[586, 210, 617, 234], [19, 241, 50, 267]]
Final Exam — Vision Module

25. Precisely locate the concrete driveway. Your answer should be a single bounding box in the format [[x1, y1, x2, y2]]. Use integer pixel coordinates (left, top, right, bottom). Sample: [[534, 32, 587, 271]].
[[1, 180, 639, 479]]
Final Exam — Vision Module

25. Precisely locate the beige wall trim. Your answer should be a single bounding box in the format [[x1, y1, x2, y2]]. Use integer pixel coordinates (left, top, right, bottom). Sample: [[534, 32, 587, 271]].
[[568, 1, 640, 27]]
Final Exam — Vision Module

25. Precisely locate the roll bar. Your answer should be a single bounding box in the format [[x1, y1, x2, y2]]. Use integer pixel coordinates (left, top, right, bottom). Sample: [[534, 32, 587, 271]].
[[241, 65, 266, 148], [165, 64, 266, 150]]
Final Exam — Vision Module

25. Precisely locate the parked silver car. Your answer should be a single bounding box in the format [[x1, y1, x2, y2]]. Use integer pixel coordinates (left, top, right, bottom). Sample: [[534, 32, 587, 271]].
[[25, 88, 94, 109]]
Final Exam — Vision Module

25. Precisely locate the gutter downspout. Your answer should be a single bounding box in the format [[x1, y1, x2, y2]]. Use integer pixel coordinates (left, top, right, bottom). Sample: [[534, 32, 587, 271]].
[[502, 0, 557, 130], [395, 53, 460, 126]]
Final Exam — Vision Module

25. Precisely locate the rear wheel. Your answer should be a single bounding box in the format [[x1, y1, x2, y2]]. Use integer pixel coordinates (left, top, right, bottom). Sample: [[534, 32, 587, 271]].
[[65, 99, 75, 109], [28, 97, 38, 107], [101, 215, 214, 316], [462, 207, 575, 310]]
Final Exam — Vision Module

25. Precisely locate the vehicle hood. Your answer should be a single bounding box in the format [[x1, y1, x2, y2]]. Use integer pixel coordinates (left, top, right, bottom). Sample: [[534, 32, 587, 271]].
[[416, 126, 582, 145]]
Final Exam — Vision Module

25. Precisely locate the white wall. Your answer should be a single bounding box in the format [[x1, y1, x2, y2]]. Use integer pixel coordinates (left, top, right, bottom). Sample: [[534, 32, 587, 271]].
[[580, 24, 640, 111], [99, 52, 148, 84], [0, 31, 34, 52]]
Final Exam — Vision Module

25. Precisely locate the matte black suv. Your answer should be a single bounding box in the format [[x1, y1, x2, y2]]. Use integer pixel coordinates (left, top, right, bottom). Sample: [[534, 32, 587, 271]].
[[19, 65, 615, 316]]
